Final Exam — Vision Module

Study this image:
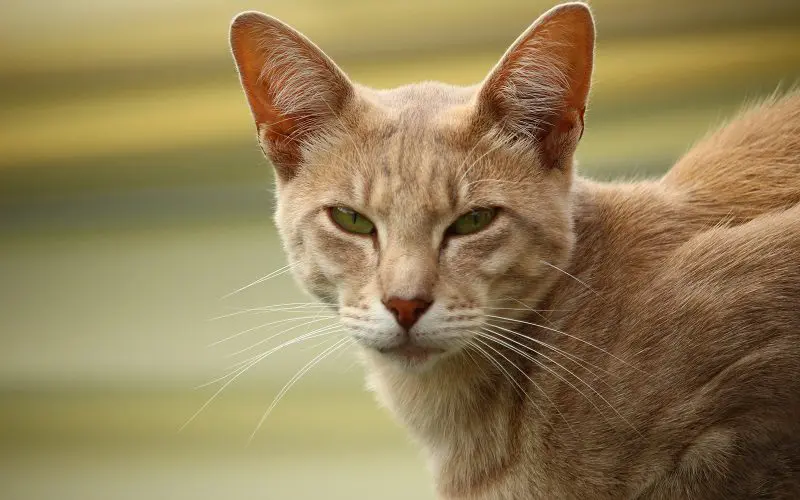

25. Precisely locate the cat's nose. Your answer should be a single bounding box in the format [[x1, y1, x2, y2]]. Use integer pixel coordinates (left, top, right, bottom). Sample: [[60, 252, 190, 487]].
[[383, 297, 432, 331]]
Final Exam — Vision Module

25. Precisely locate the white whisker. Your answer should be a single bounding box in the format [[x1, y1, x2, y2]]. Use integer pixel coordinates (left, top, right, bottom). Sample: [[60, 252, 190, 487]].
[[467, 339, 532, 407], [458, 140, 508, 185], [470, 335, 563, 429], [221, 263, 295, 299], [480, 326, 639, 435], [476, 330, 598, 431], [208, 315, 335, 347], [458, 339, 490, 380], [248, 336, 353, 443], [485, 307, 568, 313], [209, 303, 330, 321], [483, 320, 620, 383], [227, 320, 340, 358], [192, 327, 345, 391], [224, 325, 345, 373], [485, 314, 645, 373], [455, 139, 485, 181], [539, 260, 599, 296]]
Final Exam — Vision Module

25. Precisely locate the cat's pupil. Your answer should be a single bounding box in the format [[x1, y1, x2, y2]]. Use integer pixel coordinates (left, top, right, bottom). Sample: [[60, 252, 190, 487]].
[[352, 211, 358, 224]]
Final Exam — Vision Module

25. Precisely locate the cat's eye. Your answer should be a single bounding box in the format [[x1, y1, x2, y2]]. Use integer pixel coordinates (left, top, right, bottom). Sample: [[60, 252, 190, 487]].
[[448, 208, 497, 236], [329, 206, 375, 235]]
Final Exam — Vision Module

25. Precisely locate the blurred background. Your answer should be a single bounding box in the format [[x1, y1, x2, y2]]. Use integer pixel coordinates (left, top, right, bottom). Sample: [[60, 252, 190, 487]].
[[1, 0, 798, 498]]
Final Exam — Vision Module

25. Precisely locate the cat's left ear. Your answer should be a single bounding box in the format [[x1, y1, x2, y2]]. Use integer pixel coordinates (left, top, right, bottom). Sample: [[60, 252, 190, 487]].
[[476, 2, 595, 171]]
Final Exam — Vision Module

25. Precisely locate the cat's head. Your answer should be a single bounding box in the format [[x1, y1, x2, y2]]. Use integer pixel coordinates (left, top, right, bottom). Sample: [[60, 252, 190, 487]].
[[229, 3, 594, 371]]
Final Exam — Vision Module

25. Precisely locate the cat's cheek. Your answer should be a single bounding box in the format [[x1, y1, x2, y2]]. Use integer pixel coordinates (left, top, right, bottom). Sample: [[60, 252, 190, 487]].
[[442, 235, 515, 280], [302, 270, 339, 304], [305, 230, 377, 301], [280, 233, 339, 305]]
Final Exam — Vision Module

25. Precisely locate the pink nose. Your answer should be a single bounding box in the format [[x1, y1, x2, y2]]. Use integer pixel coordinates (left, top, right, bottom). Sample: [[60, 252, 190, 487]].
[[383, 297, 432, 331]]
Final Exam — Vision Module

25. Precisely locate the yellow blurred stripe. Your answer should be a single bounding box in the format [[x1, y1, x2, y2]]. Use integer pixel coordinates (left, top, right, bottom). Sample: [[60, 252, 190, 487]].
[[0, 84, 252, 168], [0, 0, 557, 74], [0, 29, 798, 168]]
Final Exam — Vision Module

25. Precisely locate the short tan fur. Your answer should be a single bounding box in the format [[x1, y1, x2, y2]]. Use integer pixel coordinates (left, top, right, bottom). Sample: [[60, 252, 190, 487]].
[[229, 3, 800, 498]]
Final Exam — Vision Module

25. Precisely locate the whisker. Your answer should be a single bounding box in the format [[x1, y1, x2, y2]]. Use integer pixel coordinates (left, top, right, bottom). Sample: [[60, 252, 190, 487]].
[[182, 380, 242, 431], [484, 314, 646, 374], [458, 339, 490, 380], [227, 320, 341, 358], [454, 139, 485, 180], [484, 307, 569, 313], [223, 326, 346, 375], [458, 141, 508, 185], [480, 326, 638, 435], [539, 260, 599, 296], [483, 321, 621, 385], [470, 335, 566, 430], [184, 328, 346, 431], [466, 339, 532, 407], [484, 298, 570, 309], [225, 323, 341, 368], [209, 303, 329, 321], [248, 336, 353, 443], [208, 315, 335, 347], [195, 327, 345, 390], [304, 333, 346, 351], [221, 263, 296, 299], [499, 295, 561, 329], [476, 330, 606, 432]]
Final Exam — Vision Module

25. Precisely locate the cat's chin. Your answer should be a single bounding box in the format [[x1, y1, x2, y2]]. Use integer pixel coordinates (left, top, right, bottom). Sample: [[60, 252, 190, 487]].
[[359, 342, 454, 373]]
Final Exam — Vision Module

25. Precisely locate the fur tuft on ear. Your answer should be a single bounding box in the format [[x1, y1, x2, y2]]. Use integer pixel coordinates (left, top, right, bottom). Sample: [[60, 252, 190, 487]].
[[477, 2, 595, 170], [230, 12, 353, 179]]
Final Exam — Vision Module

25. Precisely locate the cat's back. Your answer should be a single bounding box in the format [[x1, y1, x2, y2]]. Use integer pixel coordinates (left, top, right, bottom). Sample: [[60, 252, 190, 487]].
[[662, 90, 800, 219], [621, 203, 800, 498], [625, 92, 800, 495], [635, 90, 800, 377], [554, 94, 800, 498], [589, 90, 800, 370]]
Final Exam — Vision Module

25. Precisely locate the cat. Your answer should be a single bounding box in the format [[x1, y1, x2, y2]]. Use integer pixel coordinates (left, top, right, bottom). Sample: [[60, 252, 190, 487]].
[[228, 2, 800, 498]]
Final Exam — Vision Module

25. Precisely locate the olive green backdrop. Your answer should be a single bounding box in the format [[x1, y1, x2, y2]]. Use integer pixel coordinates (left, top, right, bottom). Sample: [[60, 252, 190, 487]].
[[1, 1, 799, 498]]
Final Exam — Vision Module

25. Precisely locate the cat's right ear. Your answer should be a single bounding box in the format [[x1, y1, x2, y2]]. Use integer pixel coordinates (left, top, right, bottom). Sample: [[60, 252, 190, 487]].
[[229, 12, 353, 180]]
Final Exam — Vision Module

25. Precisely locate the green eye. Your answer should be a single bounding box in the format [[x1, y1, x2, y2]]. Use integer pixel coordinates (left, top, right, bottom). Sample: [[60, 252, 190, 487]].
[[448, 208, 497, 235], [330, 207, 375, 235]]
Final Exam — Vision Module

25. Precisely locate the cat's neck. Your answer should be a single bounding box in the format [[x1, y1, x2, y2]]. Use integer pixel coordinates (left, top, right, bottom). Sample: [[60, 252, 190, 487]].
[[365, 347, 544, 495]]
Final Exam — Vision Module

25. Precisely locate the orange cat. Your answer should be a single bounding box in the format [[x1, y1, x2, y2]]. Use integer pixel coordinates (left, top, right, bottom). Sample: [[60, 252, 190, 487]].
[[229, 3, 800, 498]]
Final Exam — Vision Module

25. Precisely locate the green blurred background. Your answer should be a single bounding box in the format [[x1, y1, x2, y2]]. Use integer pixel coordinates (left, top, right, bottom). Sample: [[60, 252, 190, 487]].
[[1, 1, 798, 498]]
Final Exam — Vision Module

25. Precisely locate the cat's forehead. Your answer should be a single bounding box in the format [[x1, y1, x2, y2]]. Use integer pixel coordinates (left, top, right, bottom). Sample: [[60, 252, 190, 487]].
[[366, 81, 477, 115], [298, 82, 521, 227], [357, 124, 460, 223], [358, 83, 480, 162], [317, 83, 477, 218]]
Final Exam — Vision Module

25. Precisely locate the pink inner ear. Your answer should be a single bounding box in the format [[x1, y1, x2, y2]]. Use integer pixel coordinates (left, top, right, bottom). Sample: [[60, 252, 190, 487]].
[[231, 21, 305, 166], [230, 13, 353, 173], [477, 4, 594, 147]]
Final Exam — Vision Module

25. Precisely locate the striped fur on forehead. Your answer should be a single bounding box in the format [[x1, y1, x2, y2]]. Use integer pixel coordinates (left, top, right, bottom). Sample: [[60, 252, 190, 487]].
[[280, 74, 569, 224]]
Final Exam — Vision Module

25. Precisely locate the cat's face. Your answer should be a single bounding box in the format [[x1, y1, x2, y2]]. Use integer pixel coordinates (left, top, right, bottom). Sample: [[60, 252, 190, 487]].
[[273, 85, 575, 369], [230, 4, 594, 370]]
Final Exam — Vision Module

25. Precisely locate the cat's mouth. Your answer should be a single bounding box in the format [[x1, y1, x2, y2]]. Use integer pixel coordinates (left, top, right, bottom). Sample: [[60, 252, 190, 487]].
[[378, 342, 445, 364]]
